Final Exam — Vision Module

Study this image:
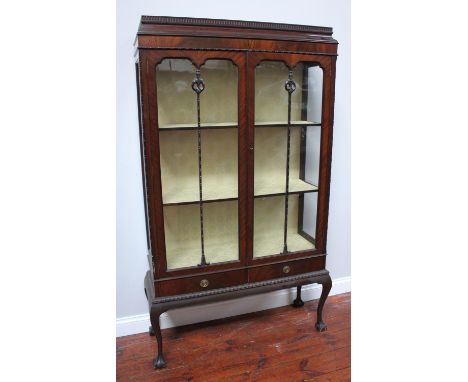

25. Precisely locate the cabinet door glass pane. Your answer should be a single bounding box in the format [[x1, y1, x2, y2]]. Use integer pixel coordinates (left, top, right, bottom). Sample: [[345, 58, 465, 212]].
[[253, 61, 322, 258], [156, 58, 239, 270]]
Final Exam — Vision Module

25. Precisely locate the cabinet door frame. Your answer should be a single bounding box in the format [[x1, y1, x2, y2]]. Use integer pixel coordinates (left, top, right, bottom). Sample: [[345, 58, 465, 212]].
[[138, 49, 248, 279], [246, 52, 337, 266]]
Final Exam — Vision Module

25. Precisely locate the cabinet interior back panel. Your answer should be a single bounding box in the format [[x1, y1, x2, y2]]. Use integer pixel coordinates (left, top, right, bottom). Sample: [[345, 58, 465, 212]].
[[255, 62, 303, 123], [156, 59, 238, 128], [254, 195, 315, 258], [159, 129, 238, 204], [255, 127, 314, 195], [163, 200, 239, 270]]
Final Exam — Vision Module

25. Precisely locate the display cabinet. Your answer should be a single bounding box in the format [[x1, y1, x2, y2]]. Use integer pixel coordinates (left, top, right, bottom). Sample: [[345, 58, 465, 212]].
[[135, 16, 338, 369]]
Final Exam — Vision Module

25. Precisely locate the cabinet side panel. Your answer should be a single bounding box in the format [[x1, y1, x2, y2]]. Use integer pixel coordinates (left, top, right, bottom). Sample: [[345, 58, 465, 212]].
[[315, 56, 337, 253], [135, 62, 151, 252], [138, 51, 168, 279]]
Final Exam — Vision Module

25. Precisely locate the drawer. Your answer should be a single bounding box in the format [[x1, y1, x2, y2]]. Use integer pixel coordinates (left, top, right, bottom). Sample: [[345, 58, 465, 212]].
[[248, 257, 325, 283], [157, 269, 246, 297]]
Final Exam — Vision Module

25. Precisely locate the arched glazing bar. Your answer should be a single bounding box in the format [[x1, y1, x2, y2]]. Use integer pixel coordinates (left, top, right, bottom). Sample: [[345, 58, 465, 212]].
[[191, 68, 209, 266], [282, 69, 296, 254]]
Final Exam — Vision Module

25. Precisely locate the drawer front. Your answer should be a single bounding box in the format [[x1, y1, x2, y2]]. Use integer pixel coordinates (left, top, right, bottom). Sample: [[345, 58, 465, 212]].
[[248, 257, 325, 283], [157, 269, 246, 297]]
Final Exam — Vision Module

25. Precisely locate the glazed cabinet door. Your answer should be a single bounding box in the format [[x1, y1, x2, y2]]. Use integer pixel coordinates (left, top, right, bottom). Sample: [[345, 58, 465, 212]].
[[247, 52, 336, 265], [138, 50, 247, 278]]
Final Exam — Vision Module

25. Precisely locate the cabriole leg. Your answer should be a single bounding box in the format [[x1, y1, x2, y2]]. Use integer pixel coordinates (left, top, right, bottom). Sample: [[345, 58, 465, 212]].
[[150, 305, 166, 369], [292, 285, 305, 307], [315, 274, 332, 332]]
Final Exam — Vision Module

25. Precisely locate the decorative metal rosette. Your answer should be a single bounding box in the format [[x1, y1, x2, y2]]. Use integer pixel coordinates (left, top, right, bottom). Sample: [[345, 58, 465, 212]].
[[192, 69, 205, 94], [284, 70, 296, 94]]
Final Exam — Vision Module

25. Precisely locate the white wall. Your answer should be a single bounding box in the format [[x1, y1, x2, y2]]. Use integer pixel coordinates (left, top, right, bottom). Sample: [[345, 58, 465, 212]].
[[117, 0, 350, 325]]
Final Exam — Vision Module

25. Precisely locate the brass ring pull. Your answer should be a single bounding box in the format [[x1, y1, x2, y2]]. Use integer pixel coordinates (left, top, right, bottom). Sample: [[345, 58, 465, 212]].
[[283, 265, 291, 274], [200, 279, 209, 288]]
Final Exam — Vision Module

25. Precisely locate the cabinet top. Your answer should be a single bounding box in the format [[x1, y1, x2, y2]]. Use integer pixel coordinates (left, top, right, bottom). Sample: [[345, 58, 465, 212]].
[[139, 15, 333, 35], [136, 16, 337, 47]]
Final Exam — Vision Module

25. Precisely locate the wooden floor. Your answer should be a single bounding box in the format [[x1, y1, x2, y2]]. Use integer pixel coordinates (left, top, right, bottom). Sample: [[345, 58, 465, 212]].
[[117, 292, 351, 381]]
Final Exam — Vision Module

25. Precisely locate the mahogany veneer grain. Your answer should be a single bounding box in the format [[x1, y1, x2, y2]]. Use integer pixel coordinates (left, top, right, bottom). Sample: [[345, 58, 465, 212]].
[[248, 256, 325, 283], [158, 269, 247, 296]]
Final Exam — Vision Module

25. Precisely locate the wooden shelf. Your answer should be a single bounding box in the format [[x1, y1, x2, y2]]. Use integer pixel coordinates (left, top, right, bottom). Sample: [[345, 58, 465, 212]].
[[255, 120, 320, 128], [254, 178, 317, 197], [160, 121, 238, 131], [163, 176, 238, 205], [163, 177, 317, 205], [159, 120, 320, 131]]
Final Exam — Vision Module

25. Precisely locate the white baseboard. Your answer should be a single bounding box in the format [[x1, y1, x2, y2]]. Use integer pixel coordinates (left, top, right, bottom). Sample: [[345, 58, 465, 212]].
[[116, 275, 351, 337]]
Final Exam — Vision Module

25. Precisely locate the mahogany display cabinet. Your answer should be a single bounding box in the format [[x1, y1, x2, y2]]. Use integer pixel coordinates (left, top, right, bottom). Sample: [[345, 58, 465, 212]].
[[134, 16, 338, 369]]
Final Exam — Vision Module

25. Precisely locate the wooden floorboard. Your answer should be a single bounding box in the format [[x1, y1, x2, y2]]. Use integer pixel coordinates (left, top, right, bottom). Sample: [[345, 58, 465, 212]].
[[117, 292, 351, 381]]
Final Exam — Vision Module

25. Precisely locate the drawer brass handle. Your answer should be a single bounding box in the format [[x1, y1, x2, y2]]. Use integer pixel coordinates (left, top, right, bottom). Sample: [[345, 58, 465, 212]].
[[283, 265, 291, 274], [200, 279, 209, 288]]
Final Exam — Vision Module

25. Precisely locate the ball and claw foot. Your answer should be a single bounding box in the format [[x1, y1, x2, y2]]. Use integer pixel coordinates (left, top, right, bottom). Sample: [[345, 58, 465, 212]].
[[153, 354, 167, 369], [149, 326, 155, 336], [292, 298, 304, 308], [315, 321, 328, 332]]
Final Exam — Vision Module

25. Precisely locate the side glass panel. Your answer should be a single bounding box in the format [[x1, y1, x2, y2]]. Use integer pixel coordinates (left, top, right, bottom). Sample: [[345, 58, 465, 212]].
[[156, 59, 239, 270], [253, 61, 323, 258]]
